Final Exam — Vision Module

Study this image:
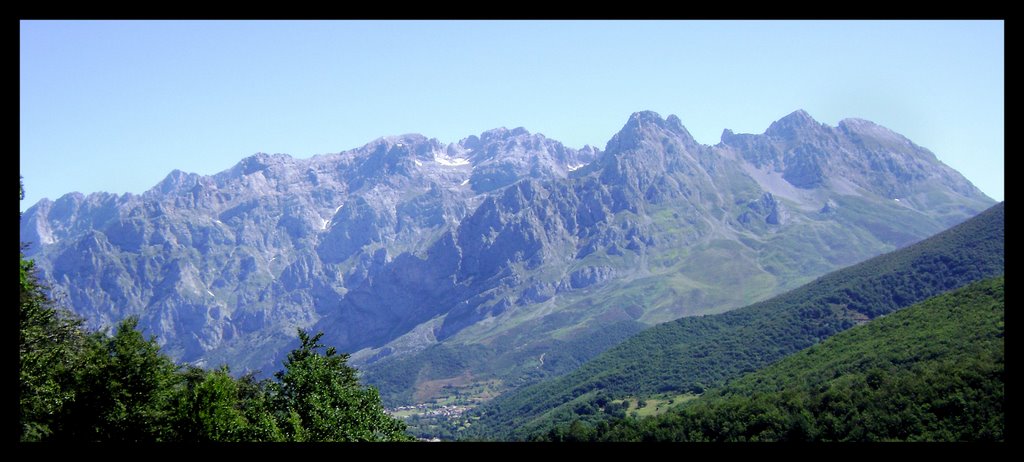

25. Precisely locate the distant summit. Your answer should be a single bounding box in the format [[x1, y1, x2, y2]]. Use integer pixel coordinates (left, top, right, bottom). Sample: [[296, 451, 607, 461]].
[[764, 109, 824, 138]]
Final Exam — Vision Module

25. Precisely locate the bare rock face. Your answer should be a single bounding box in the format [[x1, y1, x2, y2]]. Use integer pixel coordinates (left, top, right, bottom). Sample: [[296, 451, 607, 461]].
[[20, 110, 994, 379], [567, 266, 617, 289], [719, 110, 989, 226], [739, 192, 787, 226], [820, 198, 839, 216]]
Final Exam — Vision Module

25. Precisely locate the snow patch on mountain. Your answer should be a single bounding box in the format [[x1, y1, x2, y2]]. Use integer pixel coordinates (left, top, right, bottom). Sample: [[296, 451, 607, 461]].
[[435, 154, 471, 167]]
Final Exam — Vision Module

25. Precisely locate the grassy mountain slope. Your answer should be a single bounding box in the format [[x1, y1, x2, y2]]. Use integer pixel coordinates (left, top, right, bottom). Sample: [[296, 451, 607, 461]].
[[579, 276, 1004, 442], [463, 202, 1004, 440]]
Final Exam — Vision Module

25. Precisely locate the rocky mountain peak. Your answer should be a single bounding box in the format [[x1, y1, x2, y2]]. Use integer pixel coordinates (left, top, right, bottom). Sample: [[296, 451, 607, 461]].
[[665, 114, 687, 134], [629, 110, 664, 124], [604, 110, 697, 155], [369, 133, 433, 151], [837, 118, 918, 152], [479, 127, 514, 143], [618, 111, 665, 138], [720, 128, 739, 144], [359, 134, 444, 163], [229, 152, 298, 179], [153, 169, 202, 196], [55, 191, 86, 207], [447, 125, 599, 193], [459, 134, 483, 150], [837, 117, 888, 132], [475, 126, 540, 144], [764, 109, 825, 139]]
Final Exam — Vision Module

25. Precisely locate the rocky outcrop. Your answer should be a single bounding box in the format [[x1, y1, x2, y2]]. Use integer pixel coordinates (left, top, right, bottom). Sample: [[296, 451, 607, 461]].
[[566, 266, 617, 290], [739, 192, 787, 226]]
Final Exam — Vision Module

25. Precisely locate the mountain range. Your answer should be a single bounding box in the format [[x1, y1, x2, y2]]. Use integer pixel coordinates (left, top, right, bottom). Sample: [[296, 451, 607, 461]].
[[20, 109, 994, 409]]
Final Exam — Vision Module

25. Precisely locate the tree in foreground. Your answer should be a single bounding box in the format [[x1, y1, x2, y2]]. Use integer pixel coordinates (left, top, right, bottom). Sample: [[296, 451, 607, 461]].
[[55, 318, 180, 441], [271, 330, 412, 442], [19, 252, 85, 440]]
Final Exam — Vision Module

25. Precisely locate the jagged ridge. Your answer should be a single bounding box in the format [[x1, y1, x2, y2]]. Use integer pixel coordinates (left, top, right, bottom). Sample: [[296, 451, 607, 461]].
[[20, 110, 993, 396]]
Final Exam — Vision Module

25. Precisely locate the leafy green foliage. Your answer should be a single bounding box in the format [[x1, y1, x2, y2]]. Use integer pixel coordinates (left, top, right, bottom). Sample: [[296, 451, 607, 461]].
[[59, 318, 181, 441], [464, 203, 1004, 440], [21, 319, 412, 441], [19, 254, 86, 441], [558, 276, 1004, 442], [170, 366, 284, 441], [270, 330, 411, 442], [22, 317, 411, 442]]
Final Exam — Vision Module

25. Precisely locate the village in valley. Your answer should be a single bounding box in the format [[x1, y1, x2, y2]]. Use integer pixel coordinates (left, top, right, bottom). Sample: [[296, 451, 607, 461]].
[[384, 379, 505, 440]]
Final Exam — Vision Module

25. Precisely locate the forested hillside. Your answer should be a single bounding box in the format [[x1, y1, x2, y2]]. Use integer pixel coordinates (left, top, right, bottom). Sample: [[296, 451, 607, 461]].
[[544, 276, 1004, 442], [464, 202, 1004, 440]]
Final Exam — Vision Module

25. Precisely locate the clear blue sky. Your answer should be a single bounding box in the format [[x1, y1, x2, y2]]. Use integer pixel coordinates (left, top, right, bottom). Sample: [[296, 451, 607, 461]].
[[20, 20, 1004, 209]]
